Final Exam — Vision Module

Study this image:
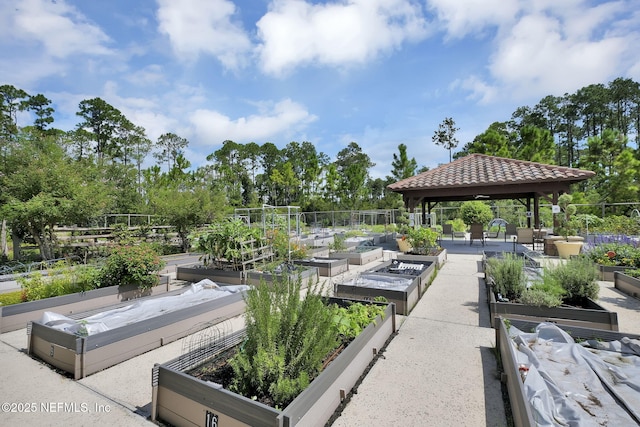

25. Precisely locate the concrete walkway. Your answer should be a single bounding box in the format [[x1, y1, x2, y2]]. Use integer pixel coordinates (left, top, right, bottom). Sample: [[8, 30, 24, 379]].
[[332, 253, 507, 427]]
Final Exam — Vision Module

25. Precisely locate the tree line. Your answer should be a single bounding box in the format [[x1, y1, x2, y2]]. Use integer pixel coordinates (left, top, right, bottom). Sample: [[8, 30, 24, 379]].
[[1, 77, 640, 260]]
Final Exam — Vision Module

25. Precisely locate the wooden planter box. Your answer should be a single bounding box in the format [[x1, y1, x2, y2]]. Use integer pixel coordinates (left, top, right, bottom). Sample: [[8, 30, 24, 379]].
[[334, 273, 419, 315], [176, 264, 245, 285], [330, 247, 383, 265], [0, 276, 170, 333], [496, 318, 640, 427], [245, 266, 319, 288], [27, 285, 247, 379], [597, 264, 635, 282], [367, 259, 436, 297], [486, 281, 619, 330], [151, 299, 396, 427], [613, 271, 640, 298], [396, 248, 447, 268], [293, 257, 349, 277]]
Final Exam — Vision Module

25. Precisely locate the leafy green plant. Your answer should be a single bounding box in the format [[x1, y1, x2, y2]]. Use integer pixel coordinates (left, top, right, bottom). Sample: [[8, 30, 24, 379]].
[[519, 274, 565, 307], [486, 253, 526, 301], [0, 290, 23, 306], [192, 219, 264, 269], [97, 244, 164, 290], [449, 218, 467, 232], [519, 289, 563, 307], [406, 226, 439, 254], [546, 256, 599, 301], [584, 240, 640, 267], [329, 234, 347, 251], [624, 269, 640, 278], [333, 301, 386, 339], [229, 275, 338, 407], [18, 261, 101, 302], [459, 201, 493, 227]]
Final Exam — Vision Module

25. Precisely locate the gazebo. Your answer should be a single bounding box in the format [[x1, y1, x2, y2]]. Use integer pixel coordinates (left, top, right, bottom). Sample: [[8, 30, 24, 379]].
[[387, 154, 596, 229]]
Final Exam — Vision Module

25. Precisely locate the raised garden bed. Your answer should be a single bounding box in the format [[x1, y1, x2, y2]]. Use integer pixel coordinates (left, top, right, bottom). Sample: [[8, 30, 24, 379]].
[[331, 246, 383, 265], [613, 271, 640, 299], [396, 248, 447, 268], [368, 259, 436, 296], [0, 276, 170, 333], [27, 280, 248, 379], [596, 264, 635, 281], [151, 298, 396, 427], [293, 257, 349, 277], [245, 264, 319, 288], [486, 282, 619, 330], [307, 246, 330, 258], [334, 272, 419, 315], [497, 318, 640, 427], [176, 264, 245, 285]]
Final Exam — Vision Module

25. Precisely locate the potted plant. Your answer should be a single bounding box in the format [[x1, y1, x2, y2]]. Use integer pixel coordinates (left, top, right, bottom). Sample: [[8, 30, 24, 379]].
[[405, 226, 439, 255], [553, 194, 585, 259]]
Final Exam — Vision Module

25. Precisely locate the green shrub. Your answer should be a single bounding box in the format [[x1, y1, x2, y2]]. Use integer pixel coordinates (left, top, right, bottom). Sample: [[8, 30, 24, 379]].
[[519, 288, 563, 307], [592, 215, 640, 235], [519, 274, 565, 307], [624, 269, 640, 278], [585, 242, 640, 267], [406, 226, 439, 253], [449, 218, 467, 232], [0, 290, 24, 306], [98, 244, 164, 290], [229, 275, 339, 407], [329, 234, 347, 251], [486, 253, 526, 300], [459, 201, 493, 227], [18, 261, 101, 302], [547, 256, 599, 300], [333, 301, 386, 339]]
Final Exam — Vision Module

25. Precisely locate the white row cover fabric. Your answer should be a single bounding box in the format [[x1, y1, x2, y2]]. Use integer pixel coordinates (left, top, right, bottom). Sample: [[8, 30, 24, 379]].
[[343, 274, 413, 291], [508, 322, 640, 426], [39, 279, 249, 336]]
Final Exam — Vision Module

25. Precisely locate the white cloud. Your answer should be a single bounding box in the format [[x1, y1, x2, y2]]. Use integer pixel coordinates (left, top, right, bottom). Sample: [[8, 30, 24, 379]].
[[490, 12, 629, 98], [190, 99, 317, 147], [426, 0, 520, 39], [156, 0, 252, 69], [124, 64, 167, 87], [256, 0, 430, 76], [2, 0, 112, 58], [429, 0, 640, 102]]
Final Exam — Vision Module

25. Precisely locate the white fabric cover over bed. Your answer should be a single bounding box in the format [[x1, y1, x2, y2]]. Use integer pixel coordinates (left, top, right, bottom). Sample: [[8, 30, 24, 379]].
[[508, 322, 640, 426], [39, 279, 248, 336]]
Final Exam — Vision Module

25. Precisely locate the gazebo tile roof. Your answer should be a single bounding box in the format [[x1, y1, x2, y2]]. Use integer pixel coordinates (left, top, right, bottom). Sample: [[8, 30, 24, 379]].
[[388, 153, 595, 191]]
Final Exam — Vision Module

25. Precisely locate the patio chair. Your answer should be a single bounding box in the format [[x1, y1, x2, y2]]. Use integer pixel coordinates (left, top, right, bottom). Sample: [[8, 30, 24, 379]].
[[484, 223, 503, 240], [504, 223, 517, 242], [516, 228, 535, 250], [442, 223, 454, 240], [469, 223, 485, 246]]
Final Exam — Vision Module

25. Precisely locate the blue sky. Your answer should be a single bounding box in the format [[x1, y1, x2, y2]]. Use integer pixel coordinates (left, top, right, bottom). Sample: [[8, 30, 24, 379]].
[[1, 0, 639, 178]]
